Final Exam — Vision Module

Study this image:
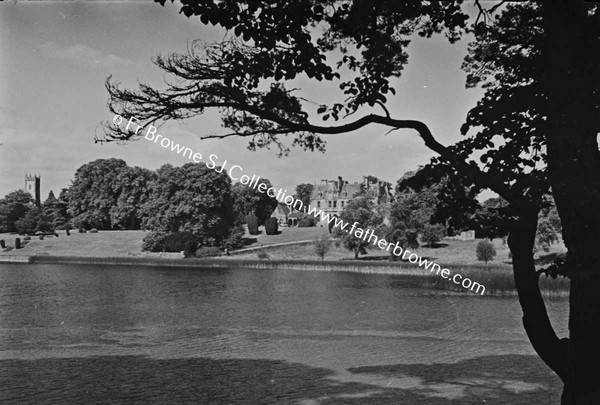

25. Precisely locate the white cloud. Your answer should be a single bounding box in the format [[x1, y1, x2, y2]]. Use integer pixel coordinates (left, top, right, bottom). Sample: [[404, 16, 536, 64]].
[[39, 41, 138, 69]]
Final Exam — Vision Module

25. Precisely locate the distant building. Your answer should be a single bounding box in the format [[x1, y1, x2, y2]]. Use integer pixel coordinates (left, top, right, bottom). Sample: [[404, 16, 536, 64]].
[[24, 173, 41, 206], [272, 203, 291, 226], [309, 176, 393, 226]]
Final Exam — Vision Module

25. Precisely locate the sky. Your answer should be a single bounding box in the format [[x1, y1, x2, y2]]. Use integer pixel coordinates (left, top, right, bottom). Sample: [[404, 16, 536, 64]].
[[0, 1, 485, 201]]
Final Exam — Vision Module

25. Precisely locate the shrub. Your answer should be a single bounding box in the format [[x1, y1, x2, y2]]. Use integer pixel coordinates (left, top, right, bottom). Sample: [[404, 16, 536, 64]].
[[15, 238, 21, 249], [142, 231, 167, 252], [264, 217, 278, 235], [298, 218, 314, 227], [161, 232, 199, 257], [257, 250, 270, 260], [66, 228, 70, 236], [24, 235, 31, 241], [39, 235, 44, 240], [246, 214, 259, 235], [420, 224, 445, 247], [195, 246, 223, 257], [78, 225, 85, 233], [328, 216, 338, 233], [0, 240, 5, 249], [90, 228, 98, 233], [314, 234, 333, 261], [476, 239, 497, 265]]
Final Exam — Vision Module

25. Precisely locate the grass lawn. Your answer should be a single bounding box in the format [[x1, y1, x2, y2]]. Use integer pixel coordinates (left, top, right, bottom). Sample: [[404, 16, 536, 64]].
[[239, 225, 330, 248], [228, 235, 567, 267], [0, 230, 145, 257]]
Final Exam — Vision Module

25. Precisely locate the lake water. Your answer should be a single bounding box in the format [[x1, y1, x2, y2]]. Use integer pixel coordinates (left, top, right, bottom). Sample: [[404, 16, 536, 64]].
[[0, 264, 567, 404]]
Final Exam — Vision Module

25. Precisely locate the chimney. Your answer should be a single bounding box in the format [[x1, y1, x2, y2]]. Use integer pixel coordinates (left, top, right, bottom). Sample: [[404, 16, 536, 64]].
[[337, 176, 344, 193]]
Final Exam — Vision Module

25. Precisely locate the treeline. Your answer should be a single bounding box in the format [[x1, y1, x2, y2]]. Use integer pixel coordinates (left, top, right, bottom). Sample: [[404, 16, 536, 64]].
[[330, 167, 563, 260], [0, 158, 279, 254]]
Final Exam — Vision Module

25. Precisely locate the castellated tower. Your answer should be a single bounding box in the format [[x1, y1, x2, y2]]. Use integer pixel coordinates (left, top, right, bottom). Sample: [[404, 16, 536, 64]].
[[24, 173, 41, 206]]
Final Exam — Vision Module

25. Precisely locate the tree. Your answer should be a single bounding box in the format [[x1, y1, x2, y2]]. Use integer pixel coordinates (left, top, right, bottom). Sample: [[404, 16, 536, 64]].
[[264, 217, 278, 235], [294, 183, 314, 210], [0, 190, 34, 233], [232, 179, 278, 225], [476, 239, 497, 265], [535, 216, 560, 254], [14, 206, 41, 235], [314, 234, 332, 261], [472, 197, 510, 241], [67, 158, 129, 229], [110, 166, 156, 229], [102, 1, 600, 401], [421, 223, 445, 247], [142, 163, 243, 249], [245, 214, 259, 235], [334, 196, 383, 259], [42, 190, 71, 230], [385, 182, 448, 250]]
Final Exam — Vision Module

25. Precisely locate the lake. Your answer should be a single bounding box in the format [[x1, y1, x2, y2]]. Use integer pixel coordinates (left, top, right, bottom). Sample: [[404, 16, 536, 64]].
[[0, 263, 567, 404]]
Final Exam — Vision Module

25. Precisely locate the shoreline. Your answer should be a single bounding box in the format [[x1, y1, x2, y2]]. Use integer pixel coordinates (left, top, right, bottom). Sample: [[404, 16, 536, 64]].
[[0, 254, 570, 297], [0, 253, 500, 272]]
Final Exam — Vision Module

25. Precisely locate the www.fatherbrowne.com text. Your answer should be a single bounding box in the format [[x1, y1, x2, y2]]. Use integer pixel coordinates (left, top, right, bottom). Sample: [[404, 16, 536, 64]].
[[113, 114, 486, 295]]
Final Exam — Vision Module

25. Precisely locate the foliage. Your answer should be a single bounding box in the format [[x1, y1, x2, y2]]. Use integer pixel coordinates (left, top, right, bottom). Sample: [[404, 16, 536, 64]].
[[298, 218, 314, 228], [110, 166, 156, 230], [421, 223, 446, 247], [0, 240, 5, 249], [384, 181, 449, 250], [327, 215, 338, 234], [14, 207, 41, 235], [232, 179, 278, 225], [314, 234, 332, 261], [162, 232, 198, 257], [294, 183, 314, 210], [476, 240, 497, 265], [90, 228, 98, 233], [472, 197, 510, 241], [257, 250, 270, 260], [396, 164, 479, 234], [195, 246, 223, 257], [67, 158, 129, 229], [264, 217, 278, 235], [535, 217, 559, 254], [0, 190, 34, 233], [246, 214, 259, 235], [334, 196, 383, 259], [15, 237, 21, 249], [142, 163, 244, 248], [141, 231, 167, 252], [142, 231, 199, 257]]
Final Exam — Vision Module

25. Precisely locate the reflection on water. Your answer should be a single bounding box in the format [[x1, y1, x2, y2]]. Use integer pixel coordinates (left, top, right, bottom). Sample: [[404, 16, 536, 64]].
[[0, 264, 567, 404]]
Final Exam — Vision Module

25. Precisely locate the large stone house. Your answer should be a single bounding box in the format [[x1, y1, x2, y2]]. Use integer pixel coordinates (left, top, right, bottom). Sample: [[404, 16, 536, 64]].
[[309, 176, 393, 226]]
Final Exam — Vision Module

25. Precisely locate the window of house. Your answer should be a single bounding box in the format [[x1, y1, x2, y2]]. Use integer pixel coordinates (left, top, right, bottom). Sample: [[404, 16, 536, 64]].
[[328, 201, 332, 208], [333, 201, 337, 208], [341, 201, 345, 208], [317, 201, 321, 208]]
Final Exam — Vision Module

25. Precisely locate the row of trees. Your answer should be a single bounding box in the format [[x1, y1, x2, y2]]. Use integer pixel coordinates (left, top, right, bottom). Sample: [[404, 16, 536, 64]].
[[330, 168, 562, 260], [0, 158, 281, 251]]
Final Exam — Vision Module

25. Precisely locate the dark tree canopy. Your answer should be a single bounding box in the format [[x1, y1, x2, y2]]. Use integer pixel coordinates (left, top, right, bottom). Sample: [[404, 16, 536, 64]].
[[142, 163, 243, 248], [294, 183, 314, 210], [232, 178, 278, 225]]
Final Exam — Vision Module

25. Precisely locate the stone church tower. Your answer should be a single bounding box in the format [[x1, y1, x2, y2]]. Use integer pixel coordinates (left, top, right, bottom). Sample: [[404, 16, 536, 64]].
[[24, 173, 41, 206]]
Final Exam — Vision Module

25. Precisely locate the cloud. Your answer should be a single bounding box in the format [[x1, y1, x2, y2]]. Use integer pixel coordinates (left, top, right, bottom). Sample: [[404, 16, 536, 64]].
[[39, 41, 138, 69]]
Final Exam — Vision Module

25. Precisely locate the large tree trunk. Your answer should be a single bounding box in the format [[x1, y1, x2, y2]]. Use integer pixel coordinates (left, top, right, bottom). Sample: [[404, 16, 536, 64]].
[[541, 2, 600, 403], [508, 210, 568, 383]]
